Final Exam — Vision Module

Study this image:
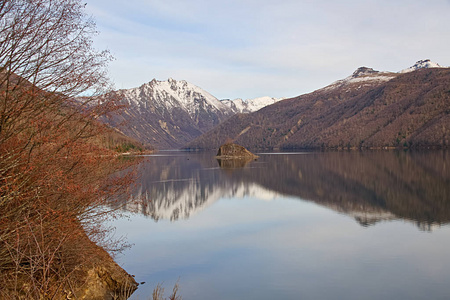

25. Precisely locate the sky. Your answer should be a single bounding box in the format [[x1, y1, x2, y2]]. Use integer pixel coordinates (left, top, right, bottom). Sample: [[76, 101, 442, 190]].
[[85, 0, 450, 100]]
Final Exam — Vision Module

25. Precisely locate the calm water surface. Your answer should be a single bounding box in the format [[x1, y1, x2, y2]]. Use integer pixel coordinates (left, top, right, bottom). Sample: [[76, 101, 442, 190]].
[[109, 150, 450, 300]]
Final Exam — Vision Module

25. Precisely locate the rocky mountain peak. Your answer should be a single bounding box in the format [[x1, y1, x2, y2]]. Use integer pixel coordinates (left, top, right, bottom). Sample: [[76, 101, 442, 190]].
[[324, 66, 396, 90], [400, 59, 445, 73], [352, 67, 379, 78], [168, 77, 178, 90], [220, 96, 283, 113]]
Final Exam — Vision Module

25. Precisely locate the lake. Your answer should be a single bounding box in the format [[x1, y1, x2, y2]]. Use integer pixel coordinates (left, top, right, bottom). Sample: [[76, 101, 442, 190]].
[[109, 150, 450, 300]]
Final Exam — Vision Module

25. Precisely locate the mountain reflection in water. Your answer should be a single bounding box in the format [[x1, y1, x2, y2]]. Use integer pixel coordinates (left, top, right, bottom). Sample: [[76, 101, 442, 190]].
[[119, 150, 449, 230]]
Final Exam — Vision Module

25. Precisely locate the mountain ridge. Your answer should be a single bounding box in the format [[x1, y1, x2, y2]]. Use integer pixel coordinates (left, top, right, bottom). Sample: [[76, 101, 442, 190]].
[[186, 65, 450, 150]]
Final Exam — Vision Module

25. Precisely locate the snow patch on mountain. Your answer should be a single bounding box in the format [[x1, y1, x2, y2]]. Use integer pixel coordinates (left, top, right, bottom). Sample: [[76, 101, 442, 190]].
[[399, 59, 445, 73], [119, 78, 231, 118], [323, 67, 397, 91], [221, 96, 284, 113], [322, 60, 447, 92]]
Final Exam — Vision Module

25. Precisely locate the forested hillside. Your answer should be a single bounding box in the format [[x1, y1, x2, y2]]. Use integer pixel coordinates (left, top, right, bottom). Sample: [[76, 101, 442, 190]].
[[186, 68, 450, 150]]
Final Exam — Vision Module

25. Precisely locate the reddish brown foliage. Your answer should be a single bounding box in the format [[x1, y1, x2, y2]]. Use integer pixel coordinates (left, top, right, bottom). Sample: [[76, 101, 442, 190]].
[[187, 68, 450, 150], [0, 0, 139, 298]]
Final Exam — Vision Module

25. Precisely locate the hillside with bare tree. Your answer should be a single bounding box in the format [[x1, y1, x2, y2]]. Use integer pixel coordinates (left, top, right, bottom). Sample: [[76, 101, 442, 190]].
[[0, 1, 142, 298]]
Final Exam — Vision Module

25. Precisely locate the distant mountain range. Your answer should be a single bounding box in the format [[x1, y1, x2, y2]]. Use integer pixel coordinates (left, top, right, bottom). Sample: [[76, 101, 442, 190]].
[[100, 59, 449, 150], [187, 60, 450, 150]]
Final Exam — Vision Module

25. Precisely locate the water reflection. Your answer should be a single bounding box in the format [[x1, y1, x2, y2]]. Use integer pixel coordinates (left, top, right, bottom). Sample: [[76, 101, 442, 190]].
[[121, 150, 449, 230], [216, 156, 256, 169]]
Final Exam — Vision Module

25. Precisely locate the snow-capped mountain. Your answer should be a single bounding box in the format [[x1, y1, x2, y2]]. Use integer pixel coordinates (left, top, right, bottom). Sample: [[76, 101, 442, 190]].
[[323, 59, 446, 91], [101, 78, 234, 149], [399, 59, 444, 73], [323, 66, 397, 91], [187, 59, 449, 150], [121, 78, 230, 117], [221, 96, 284, 113], [100, 78, 285, 149]]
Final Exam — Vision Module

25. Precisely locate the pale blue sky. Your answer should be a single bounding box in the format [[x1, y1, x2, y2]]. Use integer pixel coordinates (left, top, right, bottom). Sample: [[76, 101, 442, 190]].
[[86, 0, 450, 100]]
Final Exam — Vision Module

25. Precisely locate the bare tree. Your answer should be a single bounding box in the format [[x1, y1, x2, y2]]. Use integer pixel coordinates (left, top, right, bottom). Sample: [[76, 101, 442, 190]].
[[0, 1, 137, 298]]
